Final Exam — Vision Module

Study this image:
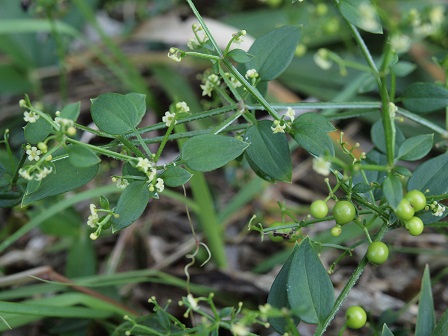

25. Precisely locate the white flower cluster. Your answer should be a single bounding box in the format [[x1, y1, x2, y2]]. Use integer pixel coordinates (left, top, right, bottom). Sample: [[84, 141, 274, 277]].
[[270, 107, 296, 134], [200, 73, 221, 97], [224, 72, 242, 89], [187, 23, 208, 50], [245, 69, 259, 80], [168, 48, 183, 62], [19, 165, 53, 181]]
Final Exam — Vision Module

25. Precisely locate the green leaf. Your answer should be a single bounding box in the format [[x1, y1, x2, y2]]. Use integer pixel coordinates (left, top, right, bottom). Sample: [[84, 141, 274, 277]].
[[66, 235, 96, 278], [267, 247, 301, 334], [160, 166, 192, 187], [339, 0, 383, 34], [91, 93, 139, 135], [291, 112, 335, 156], [67, 144, 101, 168], [22, 155, 99, 206], [244, 120, 292, 182], [394, 166, 412, 177], [24, 117, 52, 144], [432, 307, 448, 336], [287, 238, 334, 324], [382, 175, 403, 210], [181, 134, 249, 172], [111, 181, 150, 232], [407, 154, 448, 196], [403, 83, 448, 114], [416, 265, 435, 336], [125, 92, 146, 125], [397, 134, 433, 161], [381, 324, 395, 336], [392, 61, 416, 77], [371, 120, 405, 155], [245, 25, 301, 81], [226, 48, 253, 63], [352, 183, 374, 193], [60, 102, 81, 121]]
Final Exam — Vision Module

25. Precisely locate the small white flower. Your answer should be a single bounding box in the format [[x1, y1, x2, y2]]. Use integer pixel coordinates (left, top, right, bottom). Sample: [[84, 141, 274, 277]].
[[23, 111, 40, 123], [313, 156, 331, 176], [434, 204, 446, 217], [200, 83, 214, 97], [230, 323, 249, 336], [245, 69, 259, 79], [388, 102, 398, 118], [187, 38, 200, 50], [146, 167, 157, 181], [225, 73, 242, 88], [162, 111, 177, 127], [186, 294, 198, 310], [136, 157, 153, 173], [313, 49, 332, 70], [285, 107, 296, 122], [26, 146, 41, 161], [271, 120, 286, 134], [116, 177, 129, 189], [87, 204, 99, 228], [34, 166, 53, 181], [390, 34, 411, 54], [176, 101, 190, 113], [155, 178, 164, 193], [167, 48, 182, 62], [55, 117, 74, 127], [19, 168, 33, 181]]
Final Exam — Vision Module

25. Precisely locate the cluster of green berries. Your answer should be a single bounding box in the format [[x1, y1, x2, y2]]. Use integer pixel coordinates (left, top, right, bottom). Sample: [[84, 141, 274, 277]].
[[310, 199, 356, 236], [395, 190, 426, 236]]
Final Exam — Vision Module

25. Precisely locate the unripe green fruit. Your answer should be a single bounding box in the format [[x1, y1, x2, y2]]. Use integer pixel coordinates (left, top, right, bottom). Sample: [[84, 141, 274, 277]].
[[395, 198, 415, 221], [405, 216, 424, 236], [405, 190, 426, 212], [345, 306, 367, 329], [367, 242, 389, 265], [310, 200, 329, 219], [333, 201, 356, 225]]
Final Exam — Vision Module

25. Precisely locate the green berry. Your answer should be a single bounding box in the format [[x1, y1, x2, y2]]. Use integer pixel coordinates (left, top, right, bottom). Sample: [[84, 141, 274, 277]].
[[333, 200, 356, 225], [395, 198, 415, 221], [310, 200, 329, 219], [405, 216, 424, 236], [367, 242, 389, 265], [331, 225, 342, 237], [405, 190, 426, 212], [345, 306, 367, 329]]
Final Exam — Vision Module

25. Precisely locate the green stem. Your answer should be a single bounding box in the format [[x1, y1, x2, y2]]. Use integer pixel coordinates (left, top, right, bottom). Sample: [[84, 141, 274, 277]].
[[116, 135, 145, 158], [132, 128, 153, 158], [66, 138, 134, 161], [185, 51, 220, 61], [246, 101, 381, 111], [314, 222, 389, 335]]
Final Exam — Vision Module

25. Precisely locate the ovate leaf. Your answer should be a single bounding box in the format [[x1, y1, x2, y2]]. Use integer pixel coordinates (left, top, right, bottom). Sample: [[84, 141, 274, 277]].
[[291, 112, 335, 156], [226, 48, 253, 63], [181, 134, 249, 172], [287, 238, 334, 324], [67, 144, 101, 168], [403, 83, 448, 114], [22, 155, 99, 206], [91, 93, 139, 135], [60, 102, 81, 121], [160, 166, 192, 187], [339, 0, 383, 34], [415, 265, 435, 336], [111, 181, 150, 232], [267, 247, 301, 334], [24, 117, 52, 144], [397, 134, 433, 161], [125, 92, 146, 125], [244, 120, 292, 182], [407, 154, 448, 196], [382, 175, 403, 210], [245, 26, 301, 81]]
